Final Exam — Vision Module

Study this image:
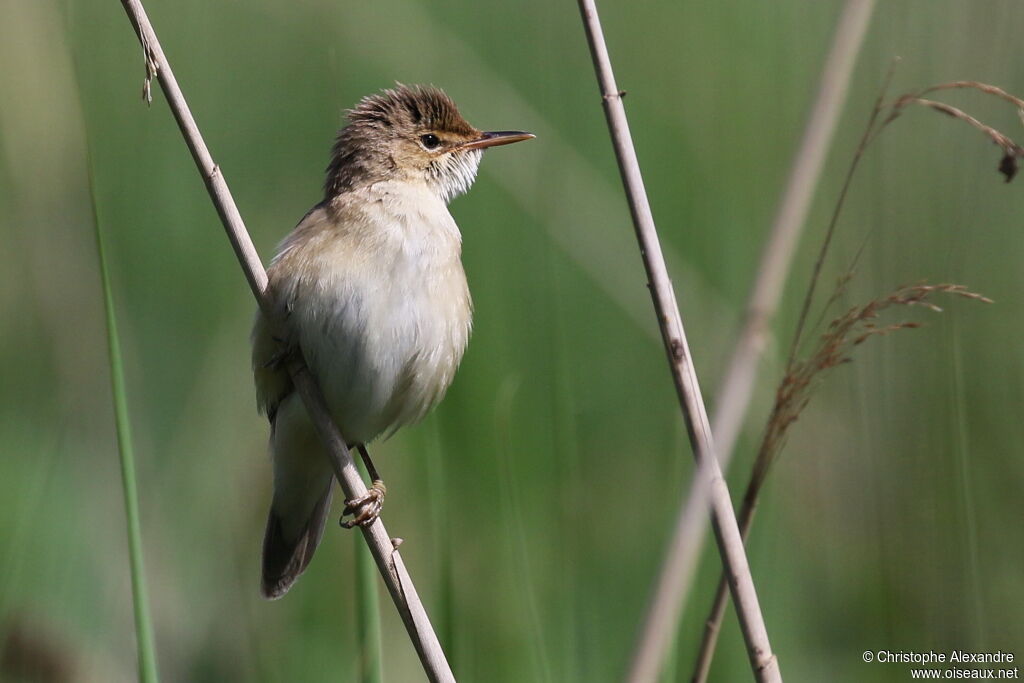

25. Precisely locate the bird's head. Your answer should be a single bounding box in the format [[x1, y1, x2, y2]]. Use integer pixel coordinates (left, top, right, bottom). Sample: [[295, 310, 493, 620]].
[[325, 84, 533, 203]]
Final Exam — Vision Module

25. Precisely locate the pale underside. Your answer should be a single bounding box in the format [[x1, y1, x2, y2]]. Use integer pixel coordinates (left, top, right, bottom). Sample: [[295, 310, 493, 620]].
[[252, 179, 472, 535]]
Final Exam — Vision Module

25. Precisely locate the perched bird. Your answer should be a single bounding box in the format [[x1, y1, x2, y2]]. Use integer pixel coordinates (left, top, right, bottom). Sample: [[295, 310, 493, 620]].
[[251, 84, 533, 599]]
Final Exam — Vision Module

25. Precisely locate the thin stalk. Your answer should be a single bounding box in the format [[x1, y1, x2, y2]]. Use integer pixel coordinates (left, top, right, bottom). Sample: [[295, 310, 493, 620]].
[[574, 2, 781, 682], [713, 0, 876, 460], [693, 288, 992, 683], [623, 2, 876, 681], [89, 167, 160, 683], [693, 73, 1020, 681], [355, 540, 383, 683], [690, 481, 760, 683], [424, 421, 456, 659], [115, 2, 454, 680], [689, 66, 894, 683]]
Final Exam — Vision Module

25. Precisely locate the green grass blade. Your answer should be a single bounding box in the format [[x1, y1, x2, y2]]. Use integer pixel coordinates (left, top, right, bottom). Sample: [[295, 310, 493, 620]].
[[355, 534, 383, 683], [353, 455, 383, 683], [424, 419, 455, 658], [89, 170, 161, 683]]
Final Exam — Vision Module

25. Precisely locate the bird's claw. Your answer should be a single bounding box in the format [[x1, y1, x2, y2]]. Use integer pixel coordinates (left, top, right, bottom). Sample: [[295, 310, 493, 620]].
[[340, 480, 387, 529], [263, 345, 291, 369]]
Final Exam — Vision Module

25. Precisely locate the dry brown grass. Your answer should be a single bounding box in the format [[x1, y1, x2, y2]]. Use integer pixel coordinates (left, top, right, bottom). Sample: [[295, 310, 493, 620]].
[[773, 77, 1018, 488], [886, 82, 1024, 182], [757, 283, 992, 487], [692, 280, 994, 683], [691, 76, 1018, 683]]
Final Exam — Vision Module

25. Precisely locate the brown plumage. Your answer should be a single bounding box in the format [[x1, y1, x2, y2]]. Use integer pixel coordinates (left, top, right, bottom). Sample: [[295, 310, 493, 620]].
[[324, 84, 479, 199]]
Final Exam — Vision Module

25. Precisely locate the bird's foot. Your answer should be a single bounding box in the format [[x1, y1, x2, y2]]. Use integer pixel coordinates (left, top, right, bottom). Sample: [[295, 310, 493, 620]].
[[340, 480, 387, 529]]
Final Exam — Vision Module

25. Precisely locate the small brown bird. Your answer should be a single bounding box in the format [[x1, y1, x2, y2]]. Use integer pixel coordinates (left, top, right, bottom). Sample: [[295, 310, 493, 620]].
[[251, 85, 533, 598]]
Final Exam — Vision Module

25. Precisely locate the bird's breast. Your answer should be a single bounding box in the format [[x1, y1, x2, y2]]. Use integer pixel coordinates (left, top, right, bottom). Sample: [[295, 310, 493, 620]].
[[282, 186, 472, 443]]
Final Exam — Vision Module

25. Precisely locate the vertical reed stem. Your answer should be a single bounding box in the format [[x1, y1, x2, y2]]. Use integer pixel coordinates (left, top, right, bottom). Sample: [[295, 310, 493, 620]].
[[89, 169, 160, 683], [356, 540, 384, 683], [622, 2, 875, 680], [690, 481, 759, 682], [574, 2, 781, 681]]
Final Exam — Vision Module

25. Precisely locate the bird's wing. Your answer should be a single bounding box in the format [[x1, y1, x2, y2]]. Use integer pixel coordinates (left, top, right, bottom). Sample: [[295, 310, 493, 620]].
[[251, 205, 327, 423], [251, 307, 294, 426], [252, 203, 334, 424]]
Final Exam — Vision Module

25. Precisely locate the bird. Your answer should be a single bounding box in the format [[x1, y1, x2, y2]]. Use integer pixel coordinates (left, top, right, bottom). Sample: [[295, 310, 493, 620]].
[[251, 84, 533, 599]]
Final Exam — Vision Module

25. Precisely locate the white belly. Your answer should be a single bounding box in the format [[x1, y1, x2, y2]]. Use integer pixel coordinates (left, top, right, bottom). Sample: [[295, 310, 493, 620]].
[[280, 182, 472, 444]]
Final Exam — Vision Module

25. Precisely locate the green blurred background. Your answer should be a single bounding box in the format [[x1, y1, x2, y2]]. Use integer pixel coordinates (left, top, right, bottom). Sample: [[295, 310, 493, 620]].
[[2, 0, 1022, 681]]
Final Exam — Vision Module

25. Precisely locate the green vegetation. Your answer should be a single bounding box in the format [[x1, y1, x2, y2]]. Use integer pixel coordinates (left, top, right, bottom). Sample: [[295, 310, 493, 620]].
[[1, 1, 1022, 681], [90, 164, 160, 683]]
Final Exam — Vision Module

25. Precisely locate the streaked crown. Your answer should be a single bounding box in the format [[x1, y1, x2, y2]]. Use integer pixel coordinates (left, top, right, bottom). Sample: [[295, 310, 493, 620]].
[[324, 84, 533, 203]]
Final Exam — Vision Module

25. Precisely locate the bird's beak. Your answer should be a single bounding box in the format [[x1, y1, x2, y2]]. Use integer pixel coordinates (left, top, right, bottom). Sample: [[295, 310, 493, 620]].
[[459, 130, 535, 151]]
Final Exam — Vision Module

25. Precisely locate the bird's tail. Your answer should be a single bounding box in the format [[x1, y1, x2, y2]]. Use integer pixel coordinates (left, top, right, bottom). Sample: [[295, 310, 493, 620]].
[[261, 478, 334, 600]]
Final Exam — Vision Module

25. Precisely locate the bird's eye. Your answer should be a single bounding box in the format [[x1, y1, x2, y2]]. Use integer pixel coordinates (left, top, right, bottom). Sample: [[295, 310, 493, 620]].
[[420, 134, 441, 149]]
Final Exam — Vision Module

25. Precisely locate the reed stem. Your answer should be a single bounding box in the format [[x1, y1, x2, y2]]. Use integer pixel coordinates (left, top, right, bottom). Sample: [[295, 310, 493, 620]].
[[89, 167, 160, 683], [116, 2, 454, 679], [575, 2, 781, 681]]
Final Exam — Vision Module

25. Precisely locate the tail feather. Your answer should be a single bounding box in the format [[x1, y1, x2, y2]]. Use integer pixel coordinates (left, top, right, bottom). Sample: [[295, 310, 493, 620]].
[[261, 481, 334, 600]]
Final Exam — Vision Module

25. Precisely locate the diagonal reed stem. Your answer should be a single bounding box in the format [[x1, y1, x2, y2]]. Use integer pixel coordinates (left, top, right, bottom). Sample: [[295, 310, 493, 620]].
[[115, 1, 454, 680], [621, 2, 876, 681], [89, 166, 161, 683], [714, 0, 876, 459], [574, 2, 781, 682]]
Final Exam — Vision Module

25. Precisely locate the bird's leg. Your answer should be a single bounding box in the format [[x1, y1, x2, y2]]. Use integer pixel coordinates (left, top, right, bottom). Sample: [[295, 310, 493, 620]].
[[263, 346, 290, 369], [263, 334, 294, 370], [340, 444, 387, 529]]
